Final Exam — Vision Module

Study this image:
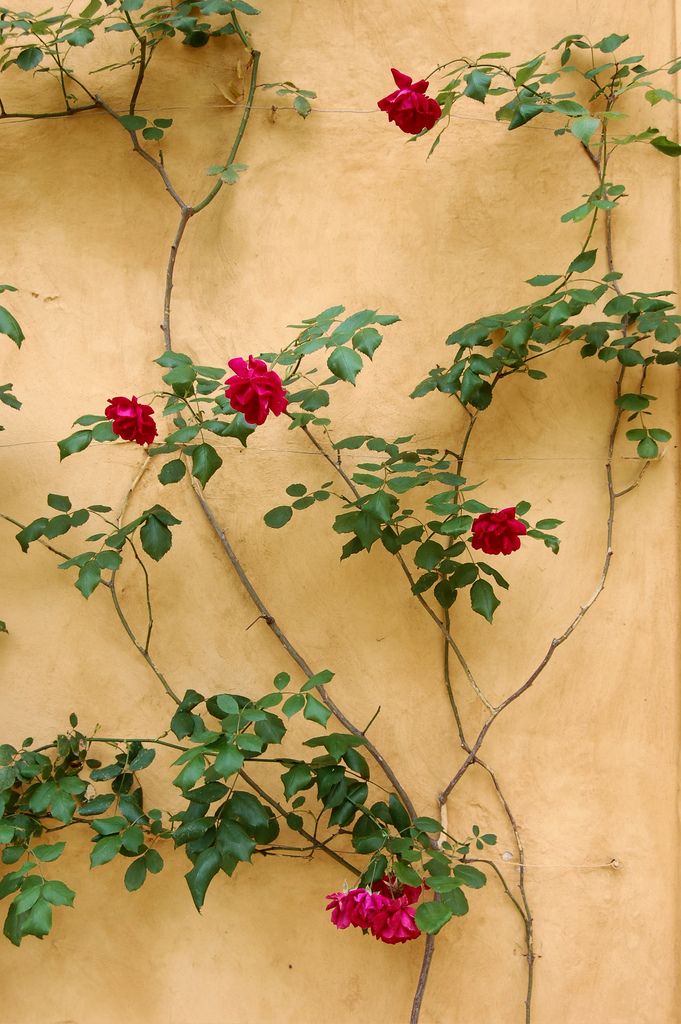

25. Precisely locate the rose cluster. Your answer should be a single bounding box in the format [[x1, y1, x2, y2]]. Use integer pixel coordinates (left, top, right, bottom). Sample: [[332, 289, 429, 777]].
[[104, 355, 288, 446], [326, 875, 422, 945]]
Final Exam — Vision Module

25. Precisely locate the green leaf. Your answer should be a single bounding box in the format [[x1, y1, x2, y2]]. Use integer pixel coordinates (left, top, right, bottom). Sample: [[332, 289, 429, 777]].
[[352, 327, 383, 359], [442, 887, 469, 915], [414, 540, 444, 570], [615, 393, 652, 412], [527, 274, 560, 287], [393, 861, 422, 887], [389, 794, 411, 834], [64, 26, 94, 45], [90, 834, 122, 867], [651, 135, 681, 157], [139, 513, 174, 561], [75, 560, 101, 599], [412, 817, 442, 834], [464, 68, 492, 103], [214, 744, 244, 777], [0, 306, 24, 346], [159, 459, 186, 485], [47, 494, 72, 512], [285, 483, 307, 497], [78, 794, 115, 817], [293, 95, 312, 118], [596, 32, 629, 53], [514, 54, 544, 87], [16, 46, 43, 71], [32, 843, 65, 863], [470, 579, 500, 623], [637, 436, 658, 459], [219, 162, 248, 185], [282, 693, 305, 717], [118, 114, 146, 132], [570, 116, 600, 144], [145, 849, 164, 873], [191, 443, 223, 488], [185, 847, 220, 911], [264, 505, 292, 529], [329, 310, 376, 344], [216, 820, 255, 862], [568, 249, 597, 274], [273, 672, 290, 691], [281, 763, 313, 800], [303, 695, 331, 727], [453, 864, 487, 888], [300, 669, 334, 692], [327, 347, 363, 384], [415, 901, 453, 934], [41, 880, 75, 906], [124, 858, 147, 892], [352, 814, 385, 854], [58, 430, 92, 461]]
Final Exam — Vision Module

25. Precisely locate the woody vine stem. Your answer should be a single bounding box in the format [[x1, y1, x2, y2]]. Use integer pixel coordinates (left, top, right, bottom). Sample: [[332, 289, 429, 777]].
[[1, 12, 679, 1024]]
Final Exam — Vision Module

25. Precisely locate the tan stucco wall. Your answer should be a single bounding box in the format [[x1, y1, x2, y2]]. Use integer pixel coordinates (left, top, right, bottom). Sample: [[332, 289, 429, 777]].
[[1, 2, 679, 1022]]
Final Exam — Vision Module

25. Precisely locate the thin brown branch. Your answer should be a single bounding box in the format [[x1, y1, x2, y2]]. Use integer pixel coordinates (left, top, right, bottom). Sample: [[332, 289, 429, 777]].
[[162, 208, 191, 351], [129, 36, 148, 116], [239, 769, 360, 875], [0, 103, 98, 121], [410, 934, 436, 1024], [109, 575, 181, 705]]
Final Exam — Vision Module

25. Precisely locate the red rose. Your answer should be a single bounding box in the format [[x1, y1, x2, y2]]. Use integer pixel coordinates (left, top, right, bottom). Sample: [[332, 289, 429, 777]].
[[377, 68, 442, 135], [224, 356, 288, 426], [105, 395, 157, 446], [471, 507, 527, 556]]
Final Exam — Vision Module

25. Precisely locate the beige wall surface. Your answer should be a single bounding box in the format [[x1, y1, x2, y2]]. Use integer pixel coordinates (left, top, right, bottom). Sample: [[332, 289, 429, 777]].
[[1, 1, 679, 1022]]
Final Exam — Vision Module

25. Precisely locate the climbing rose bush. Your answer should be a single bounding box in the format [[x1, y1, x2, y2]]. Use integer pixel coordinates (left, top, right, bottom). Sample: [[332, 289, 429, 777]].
[[377, 68, 442, 134], [471, 507, 527, 556], [224, 355, 288, 425], [105, 395, 158, 446]]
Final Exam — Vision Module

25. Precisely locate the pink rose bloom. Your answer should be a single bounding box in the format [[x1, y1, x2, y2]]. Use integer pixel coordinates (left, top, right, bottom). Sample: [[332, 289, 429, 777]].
[[377, 68, 442, 135], [471, 507, 527, 556], [224, 355, 288, 426], [105, 395, 157, 446], [326, 875, 422, 944]]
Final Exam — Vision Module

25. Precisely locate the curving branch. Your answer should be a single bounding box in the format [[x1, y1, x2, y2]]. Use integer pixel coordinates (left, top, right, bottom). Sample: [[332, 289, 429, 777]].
[[188, 479, 418, 820]]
